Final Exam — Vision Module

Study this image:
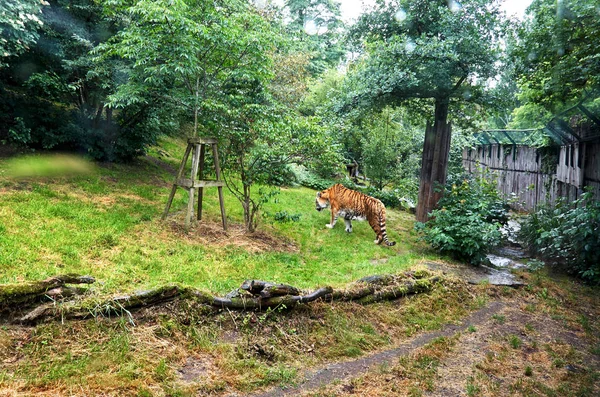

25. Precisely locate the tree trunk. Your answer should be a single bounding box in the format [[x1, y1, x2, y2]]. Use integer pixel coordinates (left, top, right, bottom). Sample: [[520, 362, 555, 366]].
[[416, 97, 452, 222]]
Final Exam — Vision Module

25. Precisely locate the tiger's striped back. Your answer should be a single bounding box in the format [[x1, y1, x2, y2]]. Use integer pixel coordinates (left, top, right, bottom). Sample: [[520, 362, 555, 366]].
[[315, 184, 396, 246]]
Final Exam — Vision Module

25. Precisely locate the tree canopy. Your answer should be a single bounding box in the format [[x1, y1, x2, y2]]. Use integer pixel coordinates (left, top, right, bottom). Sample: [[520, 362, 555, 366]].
[[512, 0, 600, 113], [0, 0, 45, 65], [347, 0, 504, 110]]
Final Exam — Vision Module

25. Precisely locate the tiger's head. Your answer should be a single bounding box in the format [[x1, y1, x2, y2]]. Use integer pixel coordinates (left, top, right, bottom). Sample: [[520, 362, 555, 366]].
[[315, 190, 330, 211]]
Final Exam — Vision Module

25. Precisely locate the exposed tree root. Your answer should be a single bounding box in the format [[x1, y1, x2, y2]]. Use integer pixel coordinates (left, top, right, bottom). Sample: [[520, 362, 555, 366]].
[[0, 271, 441, 325]]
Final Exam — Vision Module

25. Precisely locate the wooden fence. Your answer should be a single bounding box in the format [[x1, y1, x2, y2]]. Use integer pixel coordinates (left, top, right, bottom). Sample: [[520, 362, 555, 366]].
[[462, 142, 600, 211]]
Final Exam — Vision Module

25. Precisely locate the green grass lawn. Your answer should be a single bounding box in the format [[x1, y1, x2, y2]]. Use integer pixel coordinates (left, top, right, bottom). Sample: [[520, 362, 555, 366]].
[[1, 139, 598, 397], [0, 137, 434, 296]]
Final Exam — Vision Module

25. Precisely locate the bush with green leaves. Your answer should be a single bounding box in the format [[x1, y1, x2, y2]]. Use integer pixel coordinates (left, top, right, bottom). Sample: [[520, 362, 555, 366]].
[[363, 186, 401, 208], [415, 174, 508, 264], [520, 191, 600, 284], [271, 211, 302, 223], [297, 173, 336, 192]]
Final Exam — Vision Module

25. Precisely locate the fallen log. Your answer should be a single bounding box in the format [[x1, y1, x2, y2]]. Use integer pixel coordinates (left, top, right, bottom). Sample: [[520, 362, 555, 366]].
[[331, 276, 440, 304], [240, 280, 301, 299], [212, 287, 333, 309], [0, 274, 95, 311], [5, 271, 442, 325]]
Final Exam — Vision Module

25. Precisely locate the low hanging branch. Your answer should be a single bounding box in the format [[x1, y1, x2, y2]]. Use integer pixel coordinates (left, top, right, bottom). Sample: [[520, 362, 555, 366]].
[[1, 271, 441, 325]]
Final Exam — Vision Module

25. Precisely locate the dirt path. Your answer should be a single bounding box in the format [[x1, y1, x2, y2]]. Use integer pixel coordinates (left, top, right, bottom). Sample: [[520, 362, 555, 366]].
[[429, 302, 595, 396], [252, 302, 506, 397], [279, 294, 598, 397], [249, 270, 599, 397]]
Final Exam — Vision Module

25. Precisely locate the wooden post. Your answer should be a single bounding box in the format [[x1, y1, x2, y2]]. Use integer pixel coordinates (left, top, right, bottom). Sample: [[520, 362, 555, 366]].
[[162, 144, 192, 220], [162, 137, 227, 231], [185, 143, 201, 230], [197, 144, 206, 221], [212, 143, 227, 231]]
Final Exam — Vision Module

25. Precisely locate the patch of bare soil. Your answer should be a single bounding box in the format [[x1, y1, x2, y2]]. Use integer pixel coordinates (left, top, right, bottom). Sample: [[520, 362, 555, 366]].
[[168, 219, 299, 253], [430, 303, 598, 396], [178, 355, 215, 383]]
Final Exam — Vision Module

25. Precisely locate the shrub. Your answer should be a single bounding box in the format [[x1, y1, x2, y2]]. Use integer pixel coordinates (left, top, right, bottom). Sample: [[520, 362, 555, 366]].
[[415, 174, 507, 264], [271, 211, 302, 223], [293, 165, 336, 191], [361, 186, 404, 209], [260, 163, 298, 187], [520, 190, 600, 284]]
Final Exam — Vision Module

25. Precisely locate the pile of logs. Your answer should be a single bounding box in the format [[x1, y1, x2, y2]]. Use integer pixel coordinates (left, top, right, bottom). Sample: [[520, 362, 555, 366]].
[[0, 271, 440, 325]]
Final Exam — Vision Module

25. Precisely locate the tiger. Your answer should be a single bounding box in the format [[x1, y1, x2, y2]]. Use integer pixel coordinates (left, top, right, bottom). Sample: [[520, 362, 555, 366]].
[[315, 184, 396, 246]]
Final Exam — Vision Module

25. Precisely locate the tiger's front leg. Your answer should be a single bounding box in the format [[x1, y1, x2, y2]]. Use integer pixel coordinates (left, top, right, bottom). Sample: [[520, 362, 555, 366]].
[[326, 208, 339, 228]]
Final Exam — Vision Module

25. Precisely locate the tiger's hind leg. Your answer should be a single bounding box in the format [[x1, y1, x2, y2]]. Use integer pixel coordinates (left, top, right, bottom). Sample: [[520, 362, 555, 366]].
[[368, 216, 383, 244], [344, 218, 352, 233]]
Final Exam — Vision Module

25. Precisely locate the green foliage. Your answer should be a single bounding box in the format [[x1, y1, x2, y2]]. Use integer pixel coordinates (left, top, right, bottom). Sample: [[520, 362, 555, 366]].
[[415, 174, 507, 264], [511, 0, 600, 112], [98, 0, 276, 136], [0, 0, 171, 161], [302, 77, 424, 200], [269, 211, 302, 223], [0, 0, 44, 64], [520, 191, 600, 284], [361, 108, 422, 191], [508, 101, 553, 130], [347, 0, 506, 111], [492, 314, 506, 325], [221, 105, 339, 231], [6, 117, 31, 145], [283, 0, 346, 75], [297, 173, 335, 191], [509, 334, 522, 349]]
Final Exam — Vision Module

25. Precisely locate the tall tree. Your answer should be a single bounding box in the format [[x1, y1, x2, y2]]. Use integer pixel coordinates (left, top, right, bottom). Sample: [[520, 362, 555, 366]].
[[511, 0, 600, 113], [98, 0, 274, 138], [347, 0, 505, 221], [100, 0, 334, 231]]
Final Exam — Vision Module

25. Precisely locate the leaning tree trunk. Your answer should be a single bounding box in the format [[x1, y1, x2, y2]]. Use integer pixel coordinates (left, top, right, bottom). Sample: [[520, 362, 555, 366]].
[[416, 97, 452, 222]]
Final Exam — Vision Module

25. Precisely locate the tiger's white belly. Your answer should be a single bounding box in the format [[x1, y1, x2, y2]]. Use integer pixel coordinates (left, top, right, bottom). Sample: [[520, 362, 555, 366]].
[[338, 209, 366, 221]]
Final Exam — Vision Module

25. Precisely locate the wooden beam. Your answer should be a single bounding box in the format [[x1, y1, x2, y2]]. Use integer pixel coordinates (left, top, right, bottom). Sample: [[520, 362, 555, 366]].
[[176, 178, 225, 188], [197, 144, 206, 220], [187, 137, 217, 145]]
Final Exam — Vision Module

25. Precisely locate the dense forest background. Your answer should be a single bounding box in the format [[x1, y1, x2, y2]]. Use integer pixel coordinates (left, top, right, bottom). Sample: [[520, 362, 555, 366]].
[[1, 0, 599, 225]]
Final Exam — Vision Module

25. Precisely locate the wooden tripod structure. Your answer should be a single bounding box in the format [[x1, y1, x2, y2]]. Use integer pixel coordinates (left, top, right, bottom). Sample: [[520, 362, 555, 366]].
[[162, 137, 227, 231]]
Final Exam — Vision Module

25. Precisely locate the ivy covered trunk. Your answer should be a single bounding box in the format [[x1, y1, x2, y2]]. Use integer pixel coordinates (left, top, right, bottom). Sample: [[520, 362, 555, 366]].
[[416, 98, 452, 222]]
